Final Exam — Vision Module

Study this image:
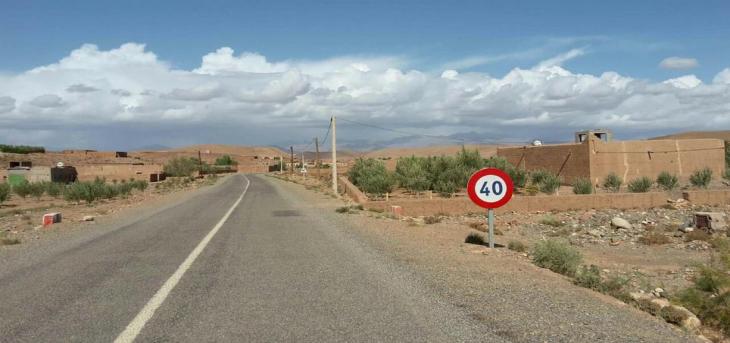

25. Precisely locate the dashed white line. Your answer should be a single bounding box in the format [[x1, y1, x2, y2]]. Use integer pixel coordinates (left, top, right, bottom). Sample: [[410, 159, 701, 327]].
[[114, 175, 251, 343]]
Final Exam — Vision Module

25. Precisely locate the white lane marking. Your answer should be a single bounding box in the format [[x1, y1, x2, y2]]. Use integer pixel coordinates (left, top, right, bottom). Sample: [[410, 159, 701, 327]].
[[114, 175, 251, 343]]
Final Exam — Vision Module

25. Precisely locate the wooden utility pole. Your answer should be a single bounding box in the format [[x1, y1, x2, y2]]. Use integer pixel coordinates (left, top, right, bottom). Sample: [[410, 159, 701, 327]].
[[289, 146, 294, 177], [331, 116, 338, 195], [314, 137, 320, 179], [198, 150, 203, 177]]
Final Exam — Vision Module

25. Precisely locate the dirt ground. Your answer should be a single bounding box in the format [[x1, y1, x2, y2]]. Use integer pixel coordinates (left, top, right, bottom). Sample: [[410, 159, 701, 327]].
[[0, 177, 219, 246], [278, 174, 728, 342]]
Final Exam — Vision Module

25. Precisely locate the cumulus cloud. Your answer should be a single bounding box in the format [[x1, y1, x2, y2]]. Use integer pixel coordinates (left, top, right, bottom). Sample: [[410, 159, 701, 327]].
[[67, 83, 99, 93], [1, 43, 729, 149], [0, 96, 15, 113], [28, 94, 64, 108], [659, 57, 699, 70]]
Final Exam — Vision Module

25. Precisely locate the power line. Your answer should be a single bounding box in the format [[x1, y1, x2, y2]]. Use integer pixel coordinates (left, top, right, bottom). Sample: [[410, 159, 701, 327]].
[[337, 117, 466, 143], [337, 117, 529, 145]]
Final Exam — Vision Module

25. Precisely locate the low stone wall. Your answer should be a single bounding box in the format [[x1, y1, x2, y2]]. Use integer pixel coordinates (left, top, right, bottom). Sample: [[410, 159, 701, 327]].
[[683, 190, 730, 205], [338, 176, 369, 204], [365, 190, 729, 217]]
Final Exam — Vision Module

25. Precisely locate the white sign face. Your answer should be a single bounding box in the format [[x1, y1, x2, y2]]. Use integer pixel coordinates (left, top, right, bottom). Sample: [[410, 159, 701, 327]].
[[473, 174, 508, 204]]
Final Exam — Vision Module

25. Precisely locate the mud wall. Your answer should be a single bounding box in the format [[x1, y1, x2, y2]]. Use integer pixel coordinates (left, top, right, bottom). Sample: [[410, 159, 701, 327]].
[[497, 143, 590, 184], [75, 164, 164, 182], [589, 139, 725, 185]]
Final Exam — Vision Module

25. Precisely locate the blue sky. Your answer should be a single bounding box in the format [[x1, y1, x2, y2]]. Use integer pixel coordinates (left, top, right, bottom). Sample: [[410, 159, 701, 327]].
[[3, 0, 728, 80], [0, 0, 729, 149]]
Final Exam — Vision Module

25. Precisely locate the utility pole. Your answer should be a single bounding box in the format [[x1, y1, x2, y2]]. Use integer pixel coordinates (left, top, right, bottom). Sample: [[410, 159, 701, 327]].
[[198, 150, 203, 177], [289, 146, 294, 177], [314, 137, 320, 180], [301, 151, 305, 180], [279, 153, 283, 174], [331, 116, 338, 195]]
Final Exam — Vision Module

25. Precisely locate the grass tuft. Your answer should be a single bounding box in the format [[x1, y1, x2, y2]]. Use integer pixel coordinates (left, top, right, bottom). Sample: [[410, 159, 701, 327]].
[[531, 239, 582, 277]]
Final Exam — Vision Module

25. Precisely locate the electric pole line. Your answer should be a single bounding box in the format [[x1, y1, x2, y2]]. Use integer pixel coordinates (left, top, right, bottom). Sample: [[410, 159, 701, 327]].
[[198, 150, 203, 177], [289, 146, 294, 178], [331, 116, 338, 195], [314, 137, 320, 180]]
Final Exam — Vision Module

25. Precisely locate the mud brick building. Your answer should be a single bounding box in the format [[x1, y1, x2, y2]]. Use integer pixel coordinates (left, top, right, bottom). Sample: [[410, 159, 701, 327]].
[[498, 132, 726, 185]]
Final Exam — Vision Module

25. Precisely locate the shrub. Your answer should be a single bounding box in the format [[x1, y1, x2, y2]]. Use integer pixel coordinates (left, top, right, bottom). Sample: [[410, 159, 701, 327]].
[[12, 181, 32, 198], [507, 240, 527, 252], [539, 173, 561, 194], [395, 156, 431, 193], [28, 182, 45, 199], [627, 177, 653, 193], [638, 231, 671, 245], [0, 183, 10, 204], [656, 171, 679, 191], [684, 230, 712, 242], [465, 232, 487, 246], [423, 215, 441, 224], [163, 157, 199, 177], [676, 242, 730, 334], [636, 298, 662, 316], [214, 155, 238, 166], [689, 168, 713, 188], [0, 144, 45, 154], [348, 158, 396, 196], [539, 216, 563, 227], [530, 169, 551, 185], [335, 206, 350, 214], [603, 173, 622, 192], [531, 239, 582, 277], [659, 306, 689, 325], [132, 180, 148, 191], [524, 184, 539, 196], [572, 178, 593, 194], [43, 182, 63, 198], [574, 265, 601, 290]]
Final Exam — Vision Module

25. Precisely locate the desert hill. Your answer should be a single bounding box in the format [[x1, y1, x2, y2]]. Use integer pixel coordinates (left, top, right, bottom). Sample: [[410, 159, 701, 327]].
[[650, 130, 730, 141]]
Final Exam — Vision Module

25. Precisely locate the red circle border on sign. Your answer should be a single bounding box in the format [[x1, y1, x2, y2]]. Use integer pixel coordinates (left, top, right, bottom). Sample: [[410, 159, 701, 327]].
[[466, 168, 514, 209]]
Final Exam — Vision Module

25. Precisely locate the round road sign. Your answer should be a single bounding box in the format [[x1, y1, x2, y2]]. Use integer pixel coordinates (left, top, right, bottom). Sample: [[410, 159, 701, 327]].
[[467, 168, 514, 209]]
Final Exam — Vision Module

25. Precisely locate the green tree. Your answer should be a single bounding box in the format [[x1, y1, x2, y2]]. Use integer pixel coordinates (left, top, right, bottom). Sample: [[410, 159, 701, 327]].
[[347, 158, 396, 196], [214, 155, 238, 166], [394, 156, 430, 193], [163, 157, 199, 177]]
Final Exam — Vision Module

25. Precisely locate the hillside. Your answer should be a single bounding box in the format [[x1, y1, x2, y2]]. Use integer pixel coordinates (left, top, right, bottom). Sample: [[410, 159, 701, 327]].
[[650, 130, 730, 141], [363, 144, 499, 159], [165, 144, 285, 157]]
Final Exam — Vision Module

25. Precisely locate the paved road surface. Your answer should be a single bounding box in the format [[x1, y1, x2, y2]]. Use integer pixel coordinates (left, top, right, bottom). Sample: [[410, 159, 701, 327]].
[[0, 175, 493, 342]]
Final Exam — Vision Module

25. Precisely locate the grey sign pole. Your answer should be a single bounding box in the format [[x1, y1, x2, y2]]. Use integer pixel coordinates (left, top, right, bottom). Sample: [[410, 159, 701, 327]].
[[487, 208, 495, 248]]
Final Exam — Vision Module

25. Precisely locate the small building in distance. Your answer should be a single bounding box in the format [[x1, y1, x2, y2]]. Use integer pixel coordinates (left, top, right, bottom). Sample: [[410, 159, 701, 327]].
[[497, 130, 726, 186]]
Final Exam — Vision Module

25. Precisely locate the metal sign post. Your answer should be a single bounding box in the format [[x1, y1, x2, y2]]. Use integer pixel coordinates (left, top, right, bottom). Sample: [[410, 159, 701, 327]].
[[467, 168, 514, 248], [487, 208, 495, 249]]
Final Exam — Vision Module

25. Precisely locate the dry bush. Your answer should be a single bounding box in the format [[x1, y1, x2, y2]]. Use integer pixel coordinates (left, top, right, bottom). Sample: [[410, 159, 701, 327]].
[[507, 240, 527, 252], [638, 231, 671, 245], [685, 230, 712, 242], [531, 239, 582, 277]]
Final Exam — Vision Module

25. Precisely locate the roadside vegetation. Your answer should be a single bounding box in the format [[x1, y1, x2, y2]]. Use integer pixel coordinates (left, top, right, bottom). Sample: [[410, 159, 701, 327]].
[[602, 173, 623, 192], [656, 171, 679, 191], [5, 178, 149, 204], [214, 155, 238, 166], [163, 157, 202, 177], [627, 176, 653, 193], [0, 144, 45, 154], [572, 178, 593, 194], [689, 168, 713, 188], [676, 238, 730, 335]]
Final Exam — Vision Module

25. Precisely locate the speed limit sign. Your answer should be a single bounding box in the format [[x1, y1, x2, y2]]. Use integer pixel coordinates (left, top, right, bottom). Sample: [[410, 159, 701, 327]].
[[467, 168, 514, 248], [467, 168, 514, 209]]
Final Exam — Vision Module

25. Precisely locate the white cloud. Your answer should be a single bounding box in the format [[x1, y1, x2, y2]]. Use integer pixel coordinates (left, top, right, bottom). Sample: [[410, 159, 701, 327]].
[[28, 94, 64, 108], [535, 48, 586, 69], [0, 96, 15, 113], [663, 75, 702, 89], [713, 68, 730, 84], [1, 43, 730, 149], [659, 57, 699, 70], [67, 83, 99, 93]]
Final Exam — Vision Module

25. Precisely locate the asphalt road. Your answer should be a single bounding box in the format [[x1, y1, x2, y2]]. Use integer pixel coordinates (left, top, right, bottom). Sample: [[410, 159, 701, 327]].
[[0, 175, 494, 342]]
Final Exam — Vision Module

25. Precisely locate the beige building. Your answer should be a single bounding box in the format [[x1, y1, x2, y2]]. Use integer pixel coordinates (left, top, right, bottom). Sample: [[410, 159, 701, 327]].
[[498, 134, 726, 185]]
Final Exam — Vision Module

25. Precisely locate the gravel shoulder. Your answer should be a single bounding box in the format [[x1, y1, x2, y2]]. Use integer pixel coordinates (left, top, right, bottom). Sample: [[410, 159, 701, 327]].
[[269, 176, 700, 343]]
